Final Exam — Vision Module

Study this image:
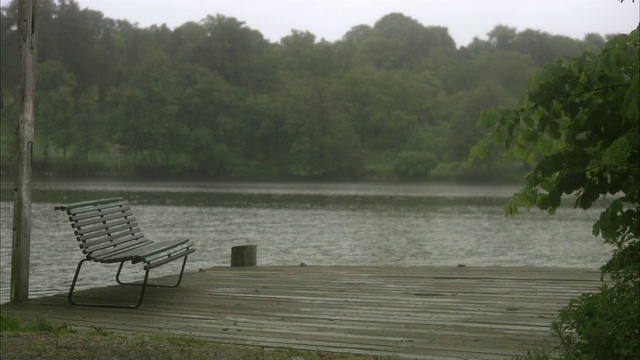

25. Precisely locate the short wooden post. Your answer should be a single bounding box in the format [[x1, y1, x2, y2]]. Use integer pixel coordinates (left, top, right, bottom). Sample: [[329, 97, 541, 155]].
[[231, 245, 257, 267]]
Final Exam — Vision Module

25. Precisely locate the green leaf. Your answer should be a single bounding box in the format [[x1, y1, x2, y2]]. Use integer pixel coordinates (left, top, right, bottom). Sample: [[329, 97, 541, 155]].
[[526, 150, 536, 164], [538, 136, 553, 155], [537, 193, 551, 210], [522, 115, 535, 128], [478, 108, 501, 128], [592, 219, 601, 236], [503, 199, 519, 216], [491, 130, 504, 146], [532, 68, 552, 87], [468, 134, 491, 162], [521, 127, 538, 142], [513, 143, 528, 158]]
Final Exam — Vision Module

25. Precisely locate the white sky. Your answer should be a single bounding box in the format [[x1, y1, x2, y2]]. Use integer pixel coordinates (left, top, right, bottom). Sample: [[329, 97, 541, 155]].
[[3, 0, 639, 46]]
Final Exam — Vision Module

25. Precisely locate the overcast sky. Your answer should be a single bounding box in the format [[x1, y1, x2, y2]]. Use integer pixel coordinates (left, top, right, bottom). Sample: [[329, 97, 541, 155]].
[[3, 0, 639, 47]]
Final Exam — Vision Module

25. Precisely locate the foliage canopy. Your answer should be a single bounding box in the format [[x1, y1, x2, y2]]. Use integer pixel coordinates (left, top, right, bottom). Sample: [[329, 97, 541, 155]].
[[470, 26, 639, 358]]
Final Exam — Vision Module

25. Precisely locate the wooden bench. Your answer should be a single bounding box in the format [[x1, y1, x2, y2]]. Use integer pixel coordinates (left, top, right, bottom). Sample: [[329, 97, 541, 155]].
[[55, 197, 195, 308]]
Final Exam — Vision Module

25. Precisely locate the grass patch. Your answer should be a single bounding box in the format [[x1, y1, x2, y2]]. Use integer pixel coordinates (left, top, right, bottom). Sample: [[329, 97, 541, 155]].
[[0, 315, 22, 332], [24, 316, 77, 334], [151, 334, 211, 347], [1, 314, 76, 334], [1, 314, 396, 360], [508, 343, 563, 360]]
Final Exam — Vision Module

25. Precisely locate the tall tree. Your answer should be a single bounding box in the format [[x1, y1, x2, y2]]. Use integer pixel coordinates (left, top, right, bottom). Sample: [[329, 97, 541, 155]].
[[1, 0, 21, 105], [35, 60, 76, 168], [372, 13, 456, 66], [112, 49, 178, 168], [280, 77, 363, 177], [280, 30, 335, 77], [54, 0, 102, 103], [200, 14, 267, 85]]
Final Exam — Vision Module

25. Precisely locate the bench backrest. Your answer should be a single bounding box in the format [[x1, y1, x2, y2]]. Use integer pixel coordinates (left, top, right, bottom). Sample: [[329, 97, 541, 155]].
[[55, 197, 151, 261]]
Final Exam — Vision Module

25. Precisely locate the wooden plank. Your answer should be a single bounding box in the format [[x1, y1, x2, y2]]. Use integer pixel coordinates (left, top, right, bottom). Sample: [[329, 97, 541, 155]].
[[1, 266, 602, 359]]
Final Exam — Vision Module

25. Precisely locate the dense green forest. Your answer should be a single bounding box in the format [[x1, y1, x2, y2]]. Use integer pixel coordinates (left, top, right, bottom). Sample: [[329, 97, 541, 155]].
[[0, 0, 609, 180]]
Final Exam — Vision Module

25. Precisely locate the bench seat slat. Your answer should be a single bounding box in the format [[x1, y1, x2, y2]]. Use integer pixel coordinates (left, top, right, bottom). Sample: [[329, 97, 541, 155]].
[[140, 242, 194, 263], [146, 248, 196, 270], [56, 198, 128, 213], [70, 205, 131, 222], [77, 222, 140, 242], [91, 236, 151, 261], [83, 227, 142, 248], [75, 218, 138, 237], [83, 231, 145, 253], [106, 238, 192, 261], [72, 210, 135, 229], [137, 239, 192, 258]]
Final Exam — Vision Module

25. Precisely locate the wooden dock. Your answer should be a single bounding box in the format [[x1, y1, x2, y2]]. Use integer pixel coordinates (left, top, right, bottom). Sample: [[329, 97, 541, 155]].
[[0, 266, 603, 359]]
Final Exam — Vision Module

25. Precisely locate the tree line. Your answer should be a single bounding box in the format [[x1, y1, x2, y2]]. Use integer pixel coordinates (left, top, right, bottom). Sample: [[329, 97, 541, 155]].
[[0, 0, 608, 180]]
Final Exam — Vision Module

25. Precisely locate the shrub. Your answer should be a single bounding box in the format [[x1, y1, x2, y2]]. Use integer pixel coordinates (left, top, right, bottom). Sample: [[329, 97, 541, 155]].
[[552, 280, 639, 360], [392, 151, 438, 179]]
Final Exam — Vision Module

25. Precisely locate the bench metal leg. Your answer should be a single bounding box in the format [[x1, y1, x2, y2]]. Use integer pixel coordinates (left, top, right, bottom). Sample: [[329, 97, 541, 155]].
[[116, 255, 190, 288], [68, 259, 150, 309], [68, 255, 190, 308]]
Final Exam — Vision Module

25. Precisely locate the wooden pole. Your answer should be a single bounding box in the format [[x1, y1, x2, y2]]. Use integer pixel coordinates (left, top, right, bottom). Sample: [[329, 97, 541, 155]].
[[11, 0, 37, 304]]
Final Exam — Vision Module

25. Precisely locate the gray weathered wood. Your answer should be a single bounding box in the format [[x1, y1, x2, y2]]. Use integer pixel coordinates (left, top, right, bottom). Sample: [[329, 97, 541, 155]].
[[10, 0, 38, 304], [231, 245, 257, 267], [0, 266, 604, 359]]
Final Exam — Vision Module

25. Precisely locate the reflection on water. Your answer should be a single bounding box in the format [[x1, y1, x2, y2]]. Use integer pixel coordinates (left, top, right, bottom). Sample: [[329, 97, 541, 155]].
[[1, 179, 523, 197], [0, 181, 612, 304]]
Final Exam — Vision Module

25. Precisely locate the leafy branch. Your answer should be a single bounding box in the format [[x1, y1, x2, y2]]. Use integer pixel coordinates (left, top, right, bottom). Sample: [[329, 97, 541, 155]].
[[470, 25, 639, 359]]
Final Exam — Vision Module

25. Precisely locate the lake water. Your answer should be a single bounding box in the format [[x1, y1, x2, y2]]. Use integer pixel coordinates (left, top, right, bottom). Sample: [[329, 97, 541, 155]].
[[0, 180, 613, 304]]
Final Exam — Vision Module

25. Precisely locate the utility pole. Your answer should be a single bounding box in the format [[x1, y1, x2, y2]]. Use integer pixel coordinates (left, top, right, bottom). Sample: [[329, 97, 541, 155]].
[[11, 0, 38, 303]]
